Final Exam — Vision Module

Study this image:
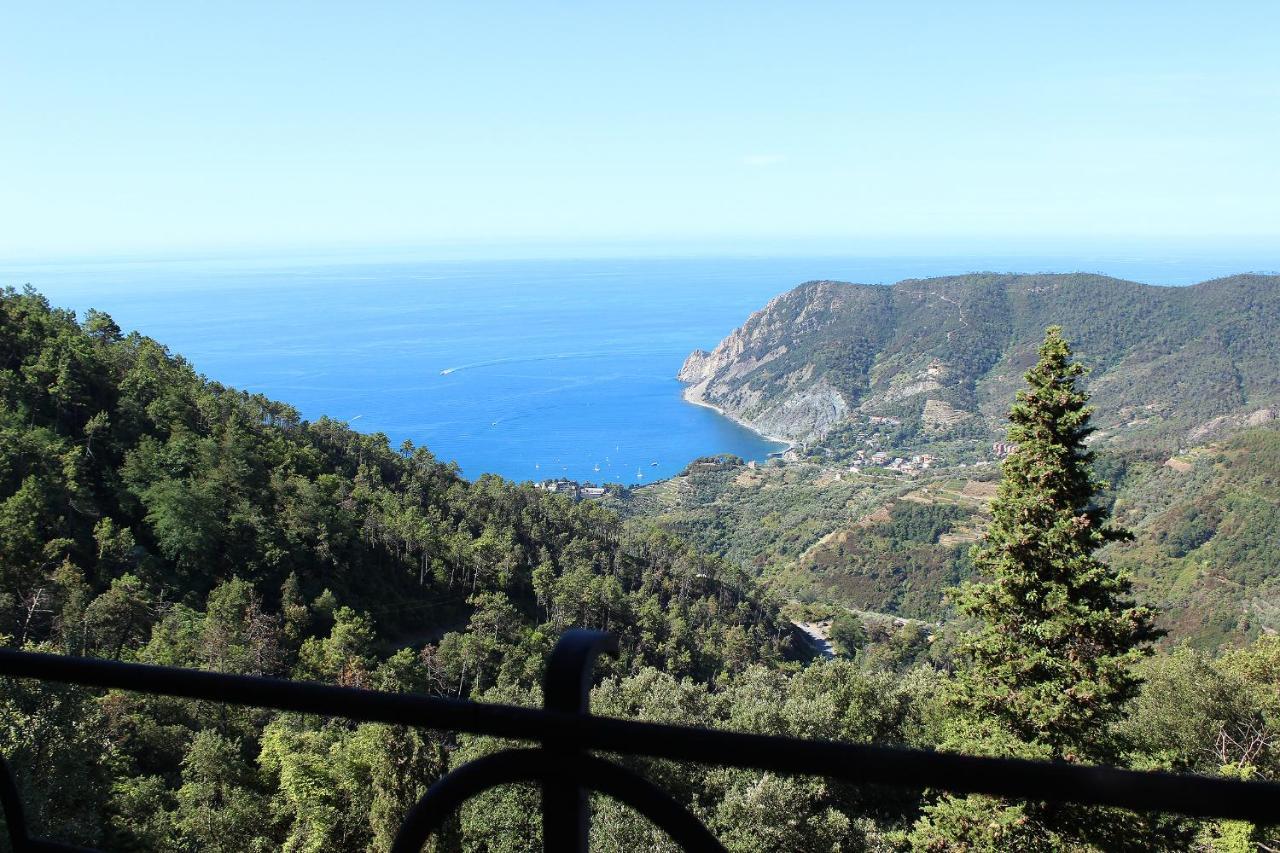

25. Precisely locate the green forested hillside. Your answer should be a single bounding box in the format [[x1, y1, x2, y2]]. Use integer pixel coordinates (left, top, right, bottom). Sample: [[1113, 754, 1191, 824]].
[[646, 273, 1280, 649], [0, 286, 798, 849], [679, 273, 1280, 452], [5, 285, 1280, 852], [0, 286, 785, 675], [617, 423, 1280, 649], [1110, 425, 1280, 648], [615, 462, 987, 619]]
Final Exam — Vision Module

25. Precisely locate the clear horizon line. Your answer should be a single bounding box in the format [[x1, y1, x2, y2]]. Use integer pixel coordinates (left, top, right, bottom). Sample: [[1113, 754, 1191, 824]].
[[3, 234, 1279, 270]]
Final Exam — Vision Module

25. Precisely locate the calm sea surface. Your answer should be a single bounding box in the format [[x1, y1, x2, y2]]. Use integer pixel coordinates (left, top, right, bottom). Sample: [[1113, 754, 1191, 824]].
[[5, 253, 1275, 484]]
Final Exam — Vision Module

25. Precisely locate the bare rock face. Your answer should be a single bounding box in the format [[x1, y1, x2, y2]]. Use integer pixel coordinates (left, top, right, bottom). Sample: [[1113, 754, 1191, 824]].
[[683, 367, 848, 444], [748, 377, 850, 442], [1187, 408, 1279, 444], [677, 288, 813, 387], [677, 349, 714, 384], [677, 282, 854, 442]]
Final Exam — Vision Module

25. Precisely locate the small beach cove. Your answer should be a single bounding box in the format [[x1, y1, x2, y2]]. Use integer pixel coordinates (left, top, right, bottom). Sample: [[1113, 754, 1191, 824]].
[[679, 378, 795, 457]]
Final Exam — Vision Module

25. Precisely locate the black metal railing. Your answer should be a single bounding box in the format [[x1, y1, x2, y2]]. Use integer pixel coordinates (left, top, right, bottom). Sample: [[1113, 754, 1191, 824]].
[[0, 629, 1277, 851]]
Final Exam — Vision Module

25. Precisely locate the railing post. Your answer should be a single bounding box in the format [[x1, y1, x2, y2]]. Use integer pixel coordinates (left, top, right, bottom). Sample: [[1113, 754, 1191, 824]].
[[0, 755, 95, 851], [541, 629, 618, 853]]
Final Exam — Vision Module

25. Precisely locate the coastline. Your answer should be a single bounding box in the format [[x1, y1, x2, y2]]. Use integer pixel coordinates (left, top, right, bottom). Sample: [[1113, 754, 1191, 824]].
[[680, 381, 796, 454]]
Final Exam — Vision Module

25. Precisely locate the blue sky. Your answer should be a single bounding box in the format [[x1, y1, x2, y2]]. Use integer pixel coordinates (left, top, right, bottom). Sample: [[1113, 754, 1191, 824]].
[[3, 2, 1278, 260]]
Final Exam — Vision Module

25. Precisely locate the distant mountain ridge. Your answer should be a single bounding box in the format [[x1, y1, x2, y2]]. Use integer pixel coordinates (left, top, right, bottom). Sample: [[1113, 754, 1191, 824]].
[[679, 273, 1280, 451]]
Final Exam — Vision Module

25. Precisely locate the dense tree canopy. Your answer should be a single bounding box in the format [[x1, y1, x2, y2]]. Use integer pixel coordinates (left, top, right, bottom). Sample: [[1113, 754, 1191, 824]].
[[2, 290, 1278, 851], [0, 286, 792, 847], [911, 328, 1162, 851]]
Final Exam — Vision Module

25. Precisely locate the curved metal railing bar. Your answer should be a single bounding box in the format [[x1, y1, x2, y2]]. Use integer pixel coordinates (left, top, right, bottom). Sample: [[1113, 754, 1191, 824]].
[[541, 629, 620, 849], [0, 755, 95, 851], [0, 632, 1277, 851], [389, 747, 726, 853]]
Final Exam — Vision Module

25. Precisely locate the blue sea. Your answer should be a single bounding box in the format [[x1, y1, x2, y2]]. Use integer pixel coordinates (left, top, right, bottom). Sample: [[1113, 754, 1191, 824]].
[[5, 251, 1276, 484]]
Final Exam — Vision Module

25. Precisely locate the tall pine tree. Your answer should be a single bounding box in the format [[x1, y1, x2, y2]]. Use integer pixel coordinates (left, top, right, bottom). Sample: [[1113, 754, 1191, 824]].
[[912, 327, 1162, 851]]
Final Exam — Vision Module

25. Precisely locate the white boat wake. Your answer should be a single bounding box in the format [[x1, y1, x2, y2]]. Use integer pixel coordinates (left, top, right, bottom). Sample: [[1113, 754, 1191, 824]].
[[439, 349, 644, 376]]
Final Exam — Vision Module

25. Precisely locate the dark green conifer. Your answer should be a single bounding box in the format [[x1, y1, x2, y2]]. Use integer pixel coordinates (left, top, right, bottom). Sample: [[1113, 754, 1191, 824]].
[[951, 326, 1157, 761], [912, 328, 1162, 850]]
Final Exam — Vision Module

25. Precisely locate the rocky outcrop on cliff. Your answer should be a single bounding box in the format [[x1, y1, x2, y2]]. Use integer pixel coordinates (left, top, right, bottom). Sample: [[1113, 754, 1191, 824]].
[[1187, 407, 1279, 444], [679, 273, 1280, 452], [678, 282, 863, 442], [751, 377, 851, 440]]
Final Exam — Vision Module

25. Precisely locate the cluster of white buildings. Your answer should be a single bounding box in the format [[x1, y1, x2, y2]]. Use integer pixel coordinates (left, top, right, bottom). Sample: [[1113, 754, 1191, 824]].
[[847, 448, 936, 475], [534, 479, 609, 500]]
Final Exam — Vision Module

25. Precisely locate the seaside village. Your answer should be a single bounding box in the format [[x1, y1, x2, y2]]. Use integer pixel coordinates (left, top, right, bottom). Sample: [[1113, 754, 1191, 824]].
[[534, 479, 610, 500], [832, 412, 1016, 477], [847, 448, 938, 474], [839, 440, 1014, 476], [537, 441, 1016, 497], [844, 442, 1013, 475]]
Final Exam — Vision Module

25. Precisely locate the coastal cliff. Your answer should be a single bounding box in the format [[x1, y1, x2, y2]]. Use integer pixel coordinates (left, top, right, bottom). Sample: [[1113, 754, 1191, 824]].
[[679, 273, 1280, 451], [677, 282, 872, 444]]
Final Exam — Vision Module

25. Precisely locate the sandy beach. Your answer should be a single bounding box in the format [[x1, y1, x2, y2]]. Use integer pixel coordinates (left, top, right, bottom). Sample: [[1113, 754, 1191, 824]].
[[680, 381, 795, 453]]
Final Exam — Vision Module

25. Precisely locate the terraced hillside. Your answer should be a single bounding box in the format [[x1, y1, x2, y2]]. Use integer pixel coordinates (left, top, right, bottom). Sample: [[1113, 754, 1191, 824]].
[[615, 422, 1280, 649]]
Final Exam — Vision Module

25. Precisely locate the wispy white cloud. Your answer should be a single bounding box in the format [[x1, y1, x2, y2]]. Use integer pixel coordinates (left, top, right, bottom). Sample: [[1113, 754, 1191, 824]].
[[740, 154, 787, 168]]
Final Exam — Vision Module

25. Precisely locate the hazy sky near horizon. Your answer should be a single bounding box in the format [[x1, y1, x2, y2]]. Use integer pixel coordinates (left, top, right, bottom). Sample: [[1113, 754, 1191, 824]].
[[3, 3, 1278, 260]]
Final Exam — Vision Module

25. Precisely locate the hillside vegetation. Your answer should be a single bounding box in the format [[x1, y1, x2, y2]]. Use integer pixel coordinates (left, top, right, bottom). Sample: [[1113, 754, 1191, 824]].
[[617, 423, 1280, 649], [4, 287, 1280, 849], [0, 286, 787, 676], [0, 286, 804, 848], [617, 461, 989, 619], [679, 273, 1280, 453], [1110, 425, 1280, 647], [632, 274, 1280, 649]]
